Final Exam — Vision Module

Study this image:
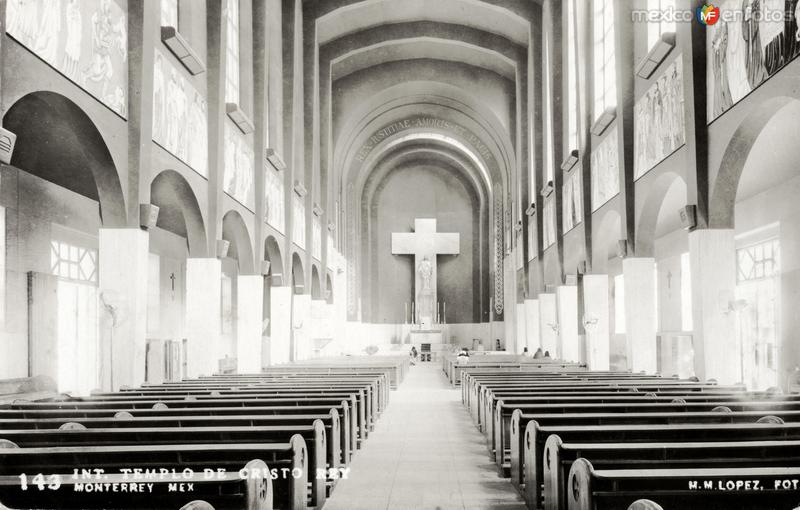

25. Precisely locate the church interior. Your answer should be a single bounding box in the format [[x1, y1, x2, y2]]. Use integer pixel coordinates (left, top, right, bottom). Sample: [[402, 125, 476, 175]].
[[2, 0, 800, 509]]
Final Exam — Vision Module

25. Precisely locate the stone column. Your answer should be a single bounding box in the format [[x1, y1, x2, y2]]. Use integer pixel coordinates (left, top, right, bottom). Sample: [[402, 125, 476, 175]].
[[98, 229, 149, 390], [515, 302, 526, 354], [236, 275, 263, 373], [186, 258, 222, 377], [538, 293, 558, 355], [524, 299, 541, 351], [582, 274, 610, 370], [270, 286, 292, 365], [292, 293, 312, 360], [689, 229, 738, 383], [557, 286, 580, 362], [622, 257, 657, 373]]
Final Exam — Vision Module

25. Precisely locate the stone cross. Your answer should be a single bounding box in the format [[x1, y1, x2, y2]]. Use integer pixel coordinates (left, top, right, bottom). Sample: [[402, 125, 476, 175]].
[[391, 218, 459, 328]]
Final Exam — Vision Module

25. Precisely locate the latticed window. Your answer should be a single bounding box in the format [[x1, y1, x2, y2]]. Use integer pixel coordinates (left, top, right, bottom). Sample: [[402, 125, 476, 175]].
[[50, 241, 97, 283], [737, 239, 780, 282], [224, 0, 240, 104], [593, 0, 616, 120], [543, 35, 555, 184]]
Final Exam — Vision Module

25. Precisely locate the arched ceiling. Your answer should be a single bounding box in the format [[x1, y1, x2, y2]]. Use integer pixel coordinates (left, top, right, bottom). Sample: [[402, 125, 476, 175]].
[[331, 38, 517, 81], [316, 0, 532, 47]]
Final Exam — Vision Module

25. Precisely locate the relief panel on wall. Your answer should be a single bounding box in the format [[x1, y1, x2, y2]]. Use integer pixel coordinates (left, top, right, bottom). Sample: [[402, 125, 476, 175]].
[[707, 0, 800, 120], [223, 122, 255, 210], [312, 216, 322, 261], [264, 168, 285, 233], [634, 59, 685, 179], [590, 125, 619, 211], [293, 195, 306, 250], [563, 170, 582, 232], [153, 48, 208, 177], [6, 0, 129, 117]]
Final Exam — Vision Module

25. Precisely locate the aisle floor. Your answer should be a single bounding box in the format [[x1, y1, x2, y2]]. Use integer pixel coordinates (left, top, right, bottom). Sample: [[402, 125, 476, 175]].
[[322, 362, 528, 510]]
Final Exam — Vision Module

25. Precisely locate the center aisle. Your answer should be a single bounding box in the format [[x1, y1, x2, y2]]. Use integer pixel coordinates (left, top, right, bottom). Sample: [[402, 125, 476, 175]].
[[323, 363, 528, 510]]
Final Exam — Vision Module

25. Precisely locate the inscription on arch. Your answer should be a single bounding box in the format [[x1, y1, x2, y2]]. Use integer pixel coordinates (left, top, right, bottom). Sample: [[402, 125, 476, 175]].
[[355, 117, 495, 165]]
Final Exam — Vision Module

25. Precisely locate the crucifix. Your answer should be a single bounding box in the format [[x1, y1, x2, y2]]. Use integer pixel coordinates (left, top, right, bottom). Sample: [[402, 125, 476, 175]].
[[391, 218, 459, 329], [169, 272, 176, 292]]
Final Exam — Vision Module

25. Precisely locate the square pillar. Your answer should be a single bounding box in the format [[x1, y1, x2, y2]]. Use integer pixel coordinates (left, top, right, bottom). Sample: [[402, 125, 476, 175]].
[[292, 293, 312, 360], [689, 229, 738, 383], [515, 302, 526, 354], [269, 286, 292, 365], [186, 258, 221, 377], [538, 293, 558, 355], [524, 299, 540, 351], [236, 275, 263, 373], [98, 229, 149, 390], [557, 286, 580, 362], [583, 274, 610, 370], [623, 257, 657, 373]]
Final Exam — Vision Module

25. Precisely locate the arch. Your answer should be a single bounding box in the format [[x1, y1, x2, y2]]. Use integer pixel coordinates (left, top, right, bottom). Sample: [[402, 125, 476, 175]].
[[150, 170, 208, 256], [3, 91, 126, 226], [264, 235, 285, 286], [311, 265, 322, 300], [221, 210, 255, 274], [635, 172, 688, 256], [592, 209, 621, 274], [291, 252, 306, 294], [710, 96, 800, 228], [326, 274, 334, 304]]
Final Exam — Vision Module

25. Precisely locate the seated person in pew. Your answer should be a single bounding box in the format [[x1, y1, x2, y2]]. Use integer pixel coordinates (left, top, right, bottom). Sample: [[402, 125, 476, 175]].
[[457, 348, 470, 365], [533, 348, 544, 359]]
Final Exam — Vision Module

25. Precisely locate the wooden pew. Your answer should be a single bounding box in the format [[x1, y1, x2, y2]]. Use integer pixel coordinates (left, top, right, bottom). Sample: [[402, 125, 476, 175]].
[[514, 409, 800, 508], [567, 461, 800, 510], [8, 397, 358, 458], [546, 438, 800, 510], [0, 422, 328, 508], [0, 441, 307, 510], [0, 412, 346, 469], [519, 421, 800, 508]]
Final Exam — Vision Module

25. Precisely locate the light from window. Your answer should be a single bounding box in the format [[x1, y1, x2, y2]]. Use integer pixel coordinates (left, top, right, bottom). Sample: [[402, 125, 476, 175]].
[[647, 0, 676, 50], [593, 0, 616, 120], [614, 274, 625, 334], [680, 252, 693, 332], [566, 0, 579, 151], [225, 0, 240, 105]]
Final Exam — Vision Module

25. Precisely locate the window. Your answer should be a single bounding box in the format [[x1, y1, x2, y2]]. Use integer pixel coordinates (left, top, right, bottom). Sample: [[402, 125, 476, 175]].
[[160, 0, 178, 27], [593, 0, 616, 120], [543, 35, 555, 184], [647, 0, 676, 50], [50, 241, 97, 283], [566, 0, 579, 151], [224, 0, 240, 104]]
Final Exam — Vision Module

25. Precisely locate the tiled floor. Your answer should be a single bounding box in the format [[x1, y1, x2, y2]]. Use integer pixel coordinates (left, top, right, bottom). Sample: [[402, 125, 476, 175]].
[[323, 363, 528, 510]]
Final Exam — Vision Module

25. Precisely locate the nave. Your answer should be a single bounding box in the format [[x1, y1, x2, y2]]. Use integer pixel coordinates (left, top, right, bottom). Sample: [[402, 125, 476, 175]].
[[323, 363, 527, 510]]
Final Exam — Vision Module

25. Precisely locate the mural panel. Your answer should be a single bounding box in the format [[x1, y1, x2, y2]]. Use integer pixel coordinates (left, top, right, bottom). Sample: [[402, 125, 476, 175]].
[[634, 59, 685, 179], [153, 48, 208, 177], [543, 199, 556, 249], [563, 170, 582, 232], [265, 168, 285, 233], [591, 126, 620, 211], [6, 0, 128, 117], [707, 0, 800, 120], [312, 216, 322, 260], [293, 195, 306, 250], [223, 123, 255, 210]]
